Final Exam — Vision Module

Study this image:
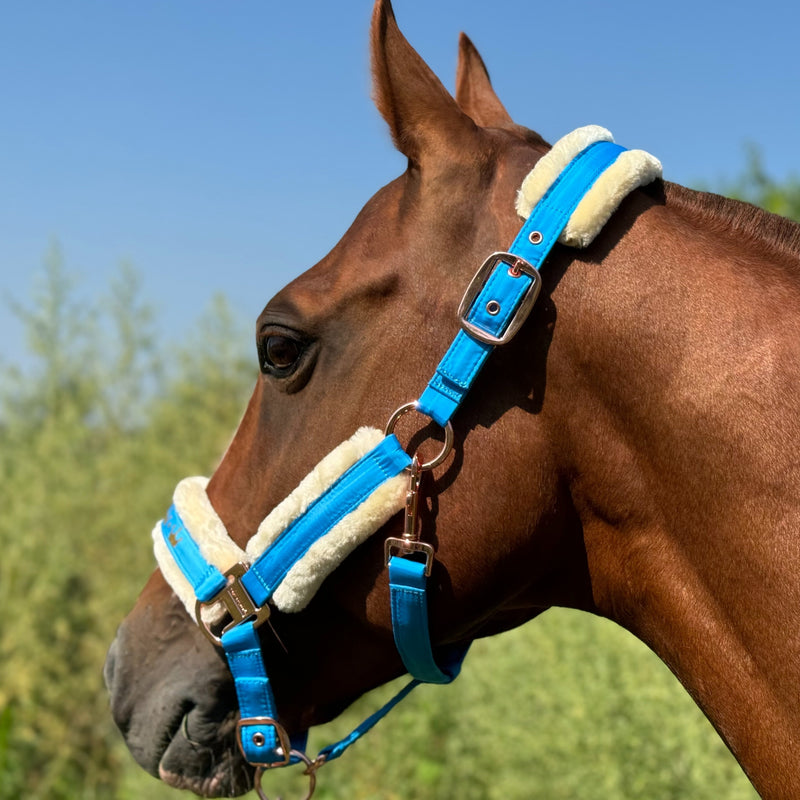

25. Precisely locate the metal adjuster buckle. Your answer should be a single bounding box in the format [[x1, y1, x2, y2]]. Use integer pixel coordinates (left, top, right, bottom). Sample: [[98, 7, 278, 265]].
[[195, 562, 270, 646], [237, 716, 292, 768], [457, 251, 542, 345], [241, 717, 326, 799], [384, 538, 435, 576]]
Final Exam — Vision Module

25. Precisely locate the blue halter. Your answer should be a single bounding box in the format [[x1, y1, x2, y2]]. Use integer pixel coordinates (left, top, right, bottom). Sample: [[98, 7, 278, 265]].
[[158, 139, 627, 795]]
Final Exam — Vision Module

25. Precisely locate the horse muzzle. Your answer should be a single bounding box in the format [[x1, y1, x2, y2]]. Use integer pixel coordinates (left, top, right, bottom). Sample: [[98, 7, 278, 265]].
[[104, 579, 254, 797]]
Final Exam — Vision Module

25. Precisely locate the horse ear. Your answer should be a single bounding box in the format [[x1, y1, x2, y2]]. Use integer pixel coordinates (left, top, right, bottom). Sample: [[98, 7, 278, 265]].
[[455, 33, 514, 128], [370, 0, 477, 164]]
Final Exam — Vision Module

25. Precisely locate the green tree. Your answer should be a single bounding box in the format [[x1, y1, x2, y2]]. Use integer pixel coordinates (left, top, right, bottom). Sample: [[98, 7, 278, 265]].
[[0, 245, 255, 799], [721, 145, 800, 222]]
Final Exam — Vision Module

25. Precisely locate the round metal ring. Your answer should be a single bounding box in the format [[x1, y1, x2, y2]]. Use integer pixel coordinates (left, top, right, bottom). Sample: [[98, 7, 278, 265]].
[[254, 755, 318, 800], [384, 402, 454, 471]]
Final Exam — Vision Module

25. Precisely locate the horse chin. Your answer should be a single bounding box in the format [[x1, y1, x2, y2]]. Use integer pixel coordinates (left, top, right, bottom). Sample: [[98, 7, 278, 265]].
[[156, 709, 253, 797]]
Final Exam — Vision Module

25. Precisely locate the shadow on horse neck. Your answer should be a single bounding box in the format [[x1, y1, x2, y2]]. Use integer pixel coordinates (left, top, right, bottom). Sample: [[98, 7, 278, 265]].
[[104, 1, 800, 797]]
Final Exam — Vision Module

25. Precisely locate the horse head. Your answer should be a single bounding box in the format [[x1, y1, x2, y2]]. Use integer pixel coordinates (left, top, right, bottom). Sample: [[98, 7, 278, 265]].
[[105, 1, 800, 798], [105, 4, 575, 792]]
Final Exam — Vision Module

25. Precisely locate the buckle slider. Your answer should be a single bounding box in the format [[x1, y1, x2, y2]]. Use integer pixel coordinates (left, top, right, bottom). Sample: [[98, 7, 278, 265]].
[[237, 716, 293, 768], [457, 251, 542, 345], [195, 563, 270, 646], [384, 537, 434, 576]]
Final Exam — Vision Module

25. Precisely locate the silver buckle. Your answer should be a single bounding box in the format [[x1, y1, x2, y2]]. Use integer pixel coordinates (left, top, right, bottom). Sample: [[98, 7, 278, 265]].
[[237, 716, 293, 768], [195, 562, 270, 646], [242, 717, 326, 799], [457, 251, 542, 345]]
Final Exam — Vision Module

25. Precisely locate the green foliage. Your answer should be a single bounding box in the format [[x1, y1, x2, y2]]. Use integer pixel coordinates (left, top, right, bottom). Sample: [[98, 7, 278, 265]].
[[0, 245, 255, 799], [719, 145, 800, 222]]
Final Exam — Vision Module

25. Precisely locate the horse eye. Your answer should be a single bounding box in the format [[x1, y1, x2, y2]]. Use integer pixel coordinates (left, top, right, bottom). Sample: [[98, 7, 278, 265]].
[[259, 334, 303, 375]]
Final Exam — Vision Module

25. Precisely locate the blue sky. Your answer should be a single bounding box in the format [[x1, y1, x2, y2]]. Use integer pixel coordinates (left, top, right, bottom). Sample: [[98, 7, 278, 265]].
[[2, 0, 799, 368]]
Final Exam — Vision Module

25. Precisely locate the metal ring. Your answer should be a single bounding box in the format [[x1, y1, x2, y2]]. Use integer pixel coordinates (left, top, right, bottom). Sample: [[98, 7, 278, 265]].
[[254, 754, 318, 800], [384, 402, 454, 471]]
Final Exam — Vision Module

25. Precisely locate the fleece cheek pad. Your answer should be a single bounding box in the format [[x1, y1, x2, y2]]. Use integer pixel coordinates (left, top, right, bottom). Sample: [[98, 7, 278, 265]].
[[516, 125, 662, 248], [153, 427, 407, 617]]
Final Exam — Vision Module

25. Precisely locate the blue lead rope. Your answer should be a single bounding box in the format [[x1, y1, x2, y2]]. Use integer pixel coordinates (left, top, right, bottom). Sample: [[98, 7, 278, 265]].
[[159, 138, 629, 775]]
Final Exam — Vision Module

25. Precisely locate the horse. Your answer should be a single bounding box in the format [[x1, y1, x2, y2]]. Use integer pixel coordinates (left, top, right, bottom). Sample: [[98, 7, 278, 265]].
[[103, 1, 800, 797]]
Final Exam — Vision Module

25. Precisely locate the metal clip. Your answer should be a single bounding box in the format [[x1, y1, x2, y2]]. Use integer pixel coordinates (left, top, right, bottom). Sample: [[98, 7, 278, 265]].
[[384, 454, 435, 576], [195, 563, 271, 646]]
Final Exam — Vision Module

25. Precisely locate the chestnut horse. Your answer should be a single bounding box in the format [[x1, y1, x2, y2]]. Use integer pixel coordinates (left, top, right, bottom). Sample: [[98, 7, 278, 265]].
[[104, 1, 800, 797]]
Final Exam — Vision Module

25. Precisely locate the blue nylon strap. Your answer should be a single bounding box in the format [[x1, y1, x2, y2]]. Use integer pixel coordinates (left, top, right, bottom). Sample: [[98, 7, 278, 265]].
[[159, 436, 412, 768], [221, 622, 282, 763], [161, 505, 227, 602], [388, 557, 468, 683], [314, 559, 470, 763], [221, 623, 310, 764], [241, 434, 411, 607], [417, 140, 626, 426]]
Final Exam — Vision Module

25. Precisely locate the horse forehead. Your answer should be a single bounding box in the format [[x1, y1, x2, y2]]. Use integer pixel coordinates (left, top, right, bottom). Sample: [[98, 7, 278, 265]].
[[266, 135, 537, 323], [264, 185, 447, 316]]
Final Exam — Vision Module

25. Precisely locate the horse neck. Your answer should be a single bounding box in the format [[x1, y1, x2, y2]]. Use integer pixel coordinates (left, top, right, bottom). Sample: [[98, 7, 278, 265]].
[[547, 185, 800, 796]]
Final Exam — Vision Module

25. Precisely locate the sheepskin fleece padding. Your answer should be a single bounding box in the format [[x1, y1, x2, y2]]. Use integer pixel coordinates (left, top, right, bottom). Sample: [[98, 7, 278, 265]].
[[515, 125, 662, 248], [153, 427, 407, 618]]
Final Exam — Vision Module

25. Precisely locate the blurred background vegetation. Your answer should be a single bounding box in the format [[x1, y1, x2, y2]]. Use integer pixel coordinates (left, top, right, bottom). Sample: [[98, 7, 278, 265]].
[[1, 159, 797, 799]]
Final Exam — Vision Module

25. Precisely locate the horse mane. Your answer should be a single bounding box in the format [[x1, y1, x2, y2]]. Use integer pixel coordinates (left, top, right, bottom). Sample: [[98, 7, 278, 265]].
[[660, 180, 800, 262]]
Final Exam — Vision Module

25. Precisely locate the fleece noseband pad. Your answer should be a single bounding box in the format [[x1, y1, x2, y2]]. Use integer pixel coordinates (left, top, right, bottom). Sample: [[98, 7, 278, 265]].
[[516, 125, 662, 248], [153, 427, 407, 616]]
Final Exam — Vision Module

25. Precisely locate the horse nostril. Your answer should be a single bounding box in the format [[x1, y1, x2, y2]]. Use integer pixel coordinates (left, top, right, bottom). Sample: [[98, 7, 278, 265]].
[[104, 637, 119, 692]]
